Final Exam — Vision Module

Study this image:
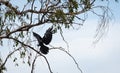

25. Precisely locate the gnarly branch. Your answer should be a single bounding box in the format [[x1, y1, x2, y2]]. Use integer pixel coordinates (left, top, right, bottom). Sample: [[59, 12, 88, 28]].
[[49, 46, 83, 73]]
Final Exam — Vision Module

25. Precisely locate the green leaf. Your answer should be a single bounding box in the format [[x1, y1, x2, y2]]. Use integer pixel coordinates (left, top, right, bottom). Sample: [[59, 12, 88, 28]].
[[0, 40, 3, 46], [27, 0, 32, 2], [15, 41, 19, 46], [20, 52, 26, 58], [6, 27, 10, 35], [73, 1, 78, 9], [19, 31, 24, 38], [27, 60, 31, 66], [13, 57, 17, 62], [26, 14, 29, 19]]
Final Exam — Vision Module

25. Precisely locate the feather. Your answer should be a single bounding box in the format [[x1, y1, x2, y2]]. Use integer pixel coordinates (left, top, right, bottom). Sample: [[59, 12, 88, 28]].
[[33, 32, 43, 46], [42, 27, 53, 45]]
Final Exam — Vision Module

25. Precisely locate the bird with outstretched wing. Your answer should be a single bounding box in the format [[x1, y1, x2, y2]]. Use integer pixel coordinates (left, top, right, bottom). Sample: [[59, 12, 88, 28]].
[[33, 27, 53, 54]]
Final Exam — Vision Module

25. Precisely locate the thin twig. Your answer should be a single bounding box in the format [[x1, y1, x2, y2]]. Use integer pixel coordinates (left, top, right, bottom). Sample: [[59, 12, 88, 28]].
[[30, 0, 35, 25], [59, 28, 69, 52], [31, 55, 38, 73], [43, 55, 53, 73]]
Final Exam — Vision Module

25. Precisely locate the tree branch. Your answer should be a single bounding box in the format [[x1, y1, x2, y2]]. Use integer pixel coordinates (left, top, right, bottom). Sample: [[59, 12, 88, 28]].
[[59, 28, 69, 52], [0, 0, 91, 17], [31, 55, 38, 73], [43, 55, 53, 73], [0, 36, 53, 73], [0, 47, 21, 70], [0, 0, 53, 15], [49, 46, 83, 73], [0, 19, 49, 38]]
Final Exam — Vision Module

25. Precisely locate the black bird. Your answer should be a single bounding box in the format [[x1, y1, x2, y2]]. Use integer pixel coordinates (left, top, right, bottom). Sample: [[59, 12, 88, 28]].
[[33, 32, 49, 54], [33, 27, 53, 54]]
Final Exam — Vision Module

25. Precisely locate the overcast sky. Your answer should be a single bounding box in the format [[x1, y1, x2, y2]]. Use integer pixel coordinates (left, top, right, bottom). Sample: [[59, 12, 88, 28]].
[[0, 1, 120, 73]]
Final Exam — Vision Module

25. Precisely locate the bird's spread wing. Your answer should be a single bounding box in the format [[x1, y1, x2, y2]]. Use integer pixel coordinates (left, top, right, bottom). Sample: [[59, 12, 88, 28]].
[[42, 27, 53, 45], [33, 32, 43, 46]]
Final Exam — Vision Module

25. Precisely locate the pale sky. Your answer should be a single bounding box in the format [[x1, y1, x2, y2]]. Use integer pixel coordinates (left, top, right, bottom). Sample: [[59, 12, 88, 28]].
[[0, 1, 120, 73]]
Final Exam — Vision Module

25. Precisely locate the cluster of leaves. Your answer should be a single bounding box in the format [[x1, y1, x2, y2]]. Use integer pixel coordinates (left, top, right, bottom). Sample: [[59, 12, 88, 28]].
[[0, 0, 96, 45]]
